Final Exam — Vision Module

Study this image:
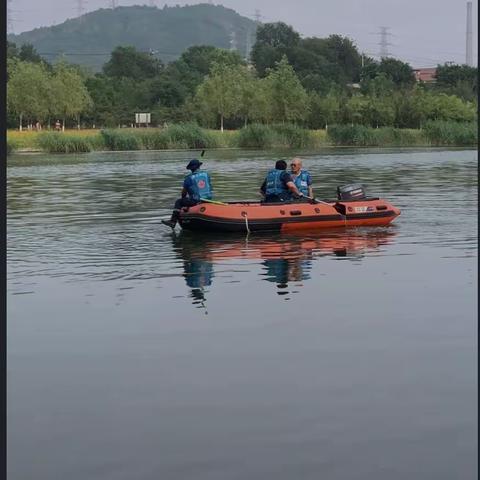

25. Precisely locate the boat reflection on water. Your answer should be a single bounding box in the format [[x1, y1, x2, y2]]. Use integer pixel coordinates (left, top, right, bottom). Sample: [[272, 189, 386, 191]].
[[172, 228, 398, 308]]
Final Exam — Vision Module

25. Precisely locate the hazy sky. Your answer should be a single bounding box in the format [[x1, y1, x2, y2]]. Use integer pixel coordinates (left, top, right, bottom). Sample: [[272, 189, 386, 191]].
[[8, 0, 478, 67]]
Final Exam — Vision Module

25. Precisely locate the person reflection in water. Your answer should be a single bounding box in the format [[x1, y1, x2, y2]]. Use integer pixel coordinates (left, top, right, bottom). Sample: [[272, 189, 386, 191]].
[[262, 257, 312, 298], [174, 229, 397, 308], [183, 257, 214, 314]]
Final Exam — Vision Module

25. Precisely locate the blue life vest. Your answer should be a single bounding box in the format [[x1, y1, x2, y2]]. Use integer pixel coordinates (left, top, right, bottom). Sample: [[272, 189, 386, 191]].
[[265, 169, 289, 196], [292, 170, 310, 196], [186, 170, 212, 201]]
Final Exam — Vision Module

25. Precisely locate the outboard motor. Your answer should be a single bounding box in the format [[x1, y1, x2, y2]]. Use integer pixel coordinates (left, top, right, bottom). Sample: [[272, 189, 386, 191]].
[[337, 184, 366, 201]]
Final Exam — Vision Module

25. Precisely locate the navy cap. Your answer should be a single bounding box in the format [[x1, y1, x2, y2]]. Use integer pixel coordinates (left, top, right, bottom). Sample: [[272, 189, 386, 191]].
[[186, 159, 202, 170]]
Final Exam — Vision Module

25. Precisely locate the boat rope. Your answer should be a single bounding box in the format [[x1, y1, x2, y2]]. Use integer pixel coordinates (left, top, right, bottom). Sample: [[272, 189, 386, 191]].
[[242, 212, 251, 234]]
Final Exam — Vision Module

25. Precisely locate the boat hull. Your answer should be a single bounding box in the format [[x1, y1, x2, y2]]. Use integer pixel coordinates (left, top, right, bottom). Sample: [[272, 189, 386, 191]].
[[178, 199, 401, 233]]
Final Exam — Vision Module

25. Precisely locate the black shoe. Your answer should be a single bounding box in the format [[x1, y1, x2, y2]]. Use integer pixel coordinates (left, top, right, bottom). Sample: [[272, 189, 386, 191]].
[[161, 219, 176, 229]]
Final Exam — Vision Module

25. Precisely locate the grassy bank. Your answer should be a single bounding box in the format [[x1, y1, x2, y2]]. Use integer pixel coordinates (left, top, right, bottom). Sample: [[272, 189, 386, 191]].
[[7, 121, 477, 154]]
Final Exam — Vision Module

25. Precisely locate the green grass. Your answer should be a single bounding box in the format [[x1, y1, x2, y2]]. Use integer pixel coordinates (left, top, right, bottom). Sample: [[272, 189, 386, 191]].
[[7, 138, 18, 155], [36, 132, 93, 153], [422, 120, 478, 146], [7, 121, 477, 154], [327, 124, 427, 146], [237, 124, 276, 148]]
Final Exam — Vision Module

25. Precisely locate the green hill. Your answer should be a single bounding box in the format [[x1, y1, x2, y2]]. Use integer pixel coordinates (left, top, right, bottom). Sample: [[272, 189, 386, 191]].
[[8, 4, 257, 71]]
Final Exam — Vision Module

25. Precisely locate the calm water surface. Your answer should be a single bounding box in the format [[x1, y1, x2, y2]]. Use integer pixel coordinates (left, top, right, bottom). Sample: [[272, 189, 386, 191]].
[[7, 148, 477, 479]]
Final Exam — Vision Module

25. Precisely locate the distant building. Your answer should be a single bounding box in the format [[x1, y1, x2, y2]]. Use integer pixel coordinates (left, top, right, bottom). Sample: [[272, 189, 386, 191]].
[[413, 67, 437, 83]]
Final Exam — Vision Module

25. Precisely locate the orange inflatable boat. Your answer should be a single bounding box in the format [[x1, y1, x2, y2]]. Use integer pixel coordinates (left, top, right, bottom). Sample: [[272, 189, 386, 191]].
[[178, 196, 401, 233]]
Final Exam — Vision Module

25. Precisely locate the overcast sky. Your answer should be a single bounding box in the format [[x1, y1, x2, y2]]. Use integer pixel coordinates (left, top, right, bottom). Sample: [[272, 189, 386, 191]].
[[8, 0, 478, 67]]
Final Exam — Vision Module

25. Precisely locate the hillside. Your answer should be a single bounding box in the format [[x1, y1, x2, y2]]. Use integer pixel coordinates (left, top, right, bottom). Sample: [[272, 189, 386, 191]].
[[8, 4, 257, 71]]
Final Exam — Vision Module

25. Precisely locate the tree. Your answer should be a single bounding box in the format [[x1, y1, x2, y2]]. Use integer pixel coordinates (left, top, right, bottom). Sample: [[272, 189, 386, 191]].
[[235, 69, 269, 125], [360, 72, 394, 97], [194, 63, 244, 131], [364, 96, 395, 127], [308, 91, 341, 129], [264, 56, 309, 123], [302, 35, 362, 82], [344, 95, 368, 124], [378, 58, 415, 88], [435, 63, 477, 101], [18, 43, 44, 64], [251, 22, 300, 76], [171, 46, 245, 96], [103, 46, 162, 80], [50, 62, 93, 129], [7, 60, 51, 130], [429, 93, 476, 122]]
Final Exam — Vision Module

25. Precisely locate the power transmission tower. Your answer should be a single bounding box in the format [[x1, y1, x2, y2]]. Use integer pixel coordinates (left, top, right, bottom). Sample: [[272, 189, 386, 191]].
[[7, 0, 15, 34], [77, 0, 87, 17], [254, 9, 262, 24], [245, 28, 252, 62], [229, 30, 237, 51], [109, 0, 117, 8], [378, 26, 392, 58], [149, 0, 156, 6], [466, 1, 473, 66]]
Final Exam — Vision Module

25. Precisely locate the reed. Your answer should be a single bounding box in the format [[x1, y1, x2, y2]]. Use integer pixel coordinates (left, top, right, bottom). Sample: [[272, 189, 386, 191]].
[[36, 132, 93, 153], [270, 124, 314, 148], [100, 129, 141, 151], [422, 120, 478, 146], [237, 124, 276, 148], [7, 139, 18, 155], [327, 125, 427, 146]]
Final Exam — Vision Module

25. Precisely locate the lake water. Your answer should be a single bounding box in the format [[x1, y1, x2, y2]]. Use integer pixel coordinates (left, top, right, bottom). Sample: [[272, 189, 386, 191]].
[[7, 148, 477, 480]]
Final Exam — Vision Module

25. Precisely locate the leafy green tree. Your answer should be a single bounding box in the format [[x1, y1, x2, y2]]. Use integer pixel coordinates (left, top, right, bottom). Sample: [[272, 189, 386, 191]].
[[50, 62, 93, 129], [103, 46, 162, 80], [378, 58, 415, 88], [7, 60, 51, 130], [169, 46, 245, 98], [308, 91, 341, 129], [302, 35, 362, 83], [344, 95, 369, 124], [194, 63, 244, 131], [429, 93, 476, 122], [364, 96, 395, 127], [360, 72, 394, 97], [435, 63, 477, 101], [7, 41, 19, 60], [264, 56, 309, 123], [238, 68, 270, 126], [18, 43, 44, 64], [251, 22, 301, 76]]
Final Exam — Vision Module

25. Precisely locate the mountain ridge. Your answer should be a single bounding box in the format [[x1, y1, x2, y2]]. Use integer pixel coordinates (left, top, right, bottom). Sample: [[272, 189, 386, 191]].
[[8, 4, 257, 71]]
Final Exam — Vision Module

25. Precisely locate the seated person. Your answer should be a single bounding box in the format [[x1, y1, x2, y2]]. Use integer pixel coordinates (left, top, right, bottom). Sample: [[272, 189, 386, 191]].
[[162, 158, 212, 229], [290, 157, 313, 198], [260, 160, 303, 203]]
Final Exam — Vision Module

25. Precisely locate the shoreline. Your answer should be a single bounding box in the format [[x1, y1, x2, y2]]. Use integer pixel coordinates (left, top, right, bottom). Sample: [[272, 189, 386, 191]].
[[10, 144, 476, 155], [7, 123, 477, 155]]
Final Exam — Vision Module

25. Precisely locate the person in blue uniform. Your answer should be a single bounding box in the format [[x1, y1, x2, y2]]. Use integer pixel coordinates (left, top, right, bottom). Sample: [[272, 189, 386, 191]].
[[162, 158, 213, 229], [260, 160, 302, 203], [290, 157, 313, 198]]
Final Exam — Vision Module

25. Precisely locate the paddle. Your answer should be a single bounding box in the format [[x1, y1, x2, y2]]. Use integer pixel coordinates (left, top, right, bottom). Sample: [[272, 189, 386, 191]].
[[200, 198, 228, 205], [304, 196, 331, 206]]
